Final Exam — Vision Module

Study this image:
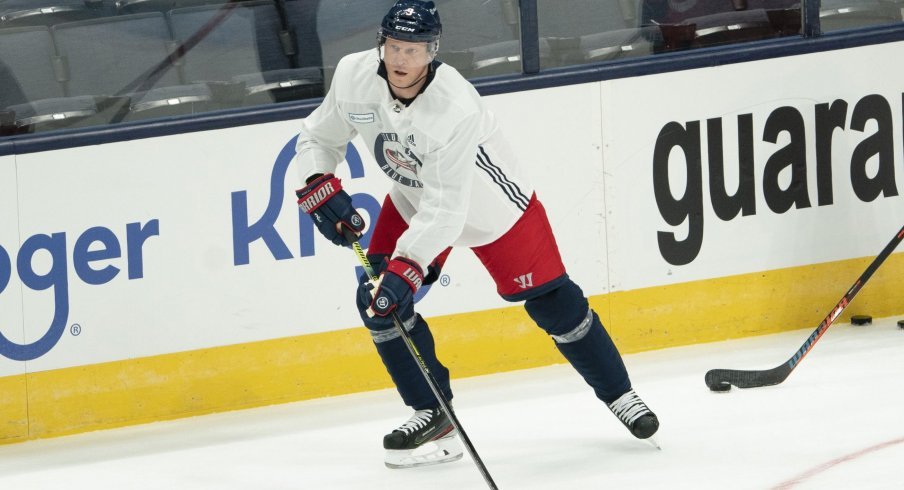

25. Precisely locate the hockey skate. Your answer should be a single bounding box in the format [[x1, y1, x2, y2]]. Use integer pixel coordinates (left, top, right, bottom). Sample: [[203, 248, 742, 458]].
[[383, 407, 463, 469], [608, 389, 660, 448]]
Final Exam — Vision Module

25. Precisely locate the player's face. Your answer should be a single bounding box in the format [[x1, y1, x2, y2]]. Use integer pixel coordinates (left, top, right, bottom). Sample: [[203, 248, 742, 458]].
[[381, 37, 431, 89]]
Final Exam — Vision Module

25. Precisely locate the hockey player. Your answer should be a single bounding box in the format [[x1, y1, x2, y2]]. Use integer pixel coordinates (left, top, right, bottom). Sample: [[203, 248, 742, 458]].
[[294, 0, 659, 469]]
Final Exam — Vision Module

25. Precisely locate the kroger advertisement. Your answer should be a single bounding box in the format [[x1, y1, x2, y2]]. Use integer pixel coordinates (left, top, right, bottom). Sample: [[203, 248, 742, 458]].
[[1, 41, 903, 376]]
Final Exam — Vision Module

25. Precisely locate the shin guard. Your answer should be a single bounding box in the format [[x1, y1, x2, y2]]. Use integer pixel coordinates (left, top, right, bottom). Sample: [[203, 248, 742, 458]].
[[359, 284, 452, 409], [553, 309, 631, 404], [524, 280, 631, 404]]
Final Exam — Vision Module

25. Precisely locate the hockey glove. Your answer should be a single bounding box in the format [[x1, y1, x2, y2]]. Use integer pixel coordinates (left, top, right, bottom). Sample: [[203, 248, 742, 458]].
[[368, 250, 447, 286], [360, 257, 424, 317], [296, 173, 365, 247]]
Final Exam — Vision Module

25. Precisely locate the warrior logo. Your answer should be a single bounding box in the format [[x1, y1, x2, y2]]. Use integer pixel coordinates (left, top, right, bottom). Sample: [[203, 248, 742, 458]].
[[514, 273, 534, 289], [374, 132, 423, 188]]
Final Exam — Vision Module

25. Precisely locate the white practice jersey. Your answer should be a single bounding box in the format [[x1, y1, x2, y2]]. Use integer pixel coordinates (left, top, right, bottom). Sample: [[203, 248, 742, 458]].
[[296, 49, 534, 270]]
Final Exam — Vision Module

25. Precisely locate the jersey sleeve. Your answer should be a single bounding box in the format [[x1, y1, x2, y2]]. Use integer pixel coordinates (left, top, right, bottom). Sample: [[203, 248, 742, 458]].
[[295, 60, 358, 184], [393, 112, 481, 270]]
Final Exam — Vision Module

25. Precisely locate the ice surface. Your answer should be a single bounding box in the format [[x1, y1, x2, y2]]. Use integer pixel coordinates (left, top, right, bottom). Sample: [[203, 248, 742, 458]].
[[1, 317, 903, 489]]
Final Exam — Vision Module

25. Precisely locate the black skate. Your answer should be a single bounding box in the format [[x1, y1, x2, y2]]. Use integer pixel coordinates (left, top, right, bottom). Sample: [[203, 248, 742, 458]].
[[383, 407, 462, 469], [608, 389, 660, 446]]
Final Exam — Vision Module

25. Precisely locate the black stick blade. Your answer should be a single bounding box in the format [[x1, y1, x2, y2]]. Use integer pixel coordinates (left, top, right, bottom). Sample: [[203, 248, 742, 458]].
[[705, 365, 792, 391], [703, 224, 904, 394]]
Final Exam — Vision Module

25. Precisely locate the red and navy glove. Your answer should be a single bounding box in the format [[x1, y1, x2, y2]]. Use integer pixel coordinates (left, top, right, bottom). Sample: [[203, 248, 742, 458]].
[[360, 257, 424, 317], [367, 248, 449, 286], [296, 173, 365, 247]]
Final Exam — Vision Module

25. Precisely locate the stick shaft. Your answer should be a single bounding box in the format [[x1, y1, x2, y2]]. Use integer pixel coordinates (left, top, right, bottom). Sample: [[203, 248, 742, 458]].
[[352, 242, 498, 489]]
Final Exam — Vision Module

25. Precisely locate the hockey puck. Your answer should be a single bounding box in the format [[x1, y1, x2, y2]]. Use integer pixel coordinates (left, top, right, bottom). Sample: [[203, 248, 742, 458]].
[[708, 382, 731, 393], [851, 315, 872, 326], [704, 371, 732, 392], [898, 319, 904, 329]]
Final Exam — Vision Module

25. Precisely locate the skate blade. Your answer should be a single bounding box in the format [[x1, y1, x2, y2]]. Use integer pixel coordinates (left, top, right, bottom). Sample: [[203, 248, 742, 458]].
[[385, 435, 464, 469]]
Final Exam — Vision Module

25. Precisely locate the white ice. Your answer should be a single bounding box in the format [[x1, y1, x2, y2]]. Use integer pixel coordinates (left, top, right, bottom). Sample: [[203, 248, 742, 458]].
[[1, 316, 903, 490]]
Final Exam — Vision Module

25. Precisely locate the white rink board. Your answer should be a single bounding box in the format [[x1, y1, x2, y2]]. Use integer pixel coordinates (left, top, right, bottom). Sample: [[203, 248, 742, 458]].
[[13, 125, 378, 372], [0, 155, 25, 377], [1, 41, 903, 371], [602, 41, 904, 292], [485, 84, 609, 298]]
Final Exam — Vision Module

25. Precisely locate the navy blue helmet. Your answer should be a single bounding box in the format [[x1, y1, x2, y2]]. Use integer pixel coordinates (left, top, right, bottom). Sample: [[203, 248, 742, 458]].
[[379, 0, 442, 45]]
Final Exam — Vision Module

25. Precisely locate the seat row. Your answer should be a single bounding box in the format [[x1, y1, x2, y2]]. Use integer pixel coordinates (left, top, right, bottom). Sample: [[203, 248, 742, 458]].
[[2, 0, 901, 135], [0, 0, 282, 28], [0, 0, 323, 133]]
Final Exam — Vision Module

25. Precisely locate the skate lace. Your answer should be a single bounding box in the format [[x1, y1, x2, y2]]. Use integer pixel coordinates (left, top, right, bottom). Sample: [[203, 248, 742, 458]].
[[608, 390, 650, 426], [396, 409, 434, 435]]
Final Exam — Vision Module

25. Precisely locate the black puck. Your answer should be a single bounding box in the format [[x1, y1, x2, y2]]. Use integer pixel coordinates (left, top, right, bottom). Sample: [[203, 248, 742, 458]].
[[898, 319, 904, 329], [851, 315, 872, 326], [709, 382, 731, 392], [705, 371, 732, 392]]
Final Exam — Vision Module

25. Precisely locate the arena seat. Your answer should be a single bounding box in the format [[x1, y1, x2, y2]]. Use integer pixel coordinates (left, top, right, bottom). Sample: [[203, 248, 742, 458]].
[[0, 0, 108, 27], [168, 0, 323, 105]]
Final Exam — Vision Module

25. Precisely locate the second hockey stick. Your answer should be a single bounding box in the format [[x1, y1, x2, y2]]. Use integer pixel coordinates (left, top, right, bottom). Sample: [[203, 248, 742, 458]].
[[704, 222, 904, 392], [347, 237, 499, 489]]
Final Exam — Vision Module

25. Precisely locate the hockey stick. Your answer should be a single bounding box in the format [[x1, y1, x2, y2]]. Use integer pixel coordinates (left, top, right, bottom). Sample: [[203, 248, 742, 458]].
[[705, 222, 904, 392], [346, 235, 499, 489]]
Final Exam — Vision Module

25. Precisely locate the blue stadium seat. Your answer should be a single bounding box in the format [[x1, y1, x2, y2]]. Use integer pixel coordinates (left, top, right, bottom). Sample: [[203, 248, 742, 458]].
[[52, 12, 182, 96], [820, 0, 901, 32], [313, 0, 394, 78], [432, 0, 523, 77], [538, 0, 656, 65], [311, 0, 521, 79], [114, 0, 253, 15], [434, 0, 652, 74], [0, 0, 108, 27], [466, 39, 553, 77], [8, 95, 108, 129], [578, 26, 663, 62], [538, 0, 633, 37], [51, 12, 215, 120], [281, 0, 322, 70], [0, 26, 65, 108], [0, 25, 106, 132], [168, 0, 322, 104], [438, 0, 520, 51]]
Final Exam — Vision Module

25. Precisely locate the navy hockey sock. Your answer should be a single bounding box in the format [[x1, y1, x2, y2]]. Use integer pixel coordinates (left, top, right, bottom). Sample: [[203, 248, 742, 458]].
[[524, 280, 631, 404], [356, 259, 452, 409], [365, 311, 452, 410], [553, 310, 631, 404]]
